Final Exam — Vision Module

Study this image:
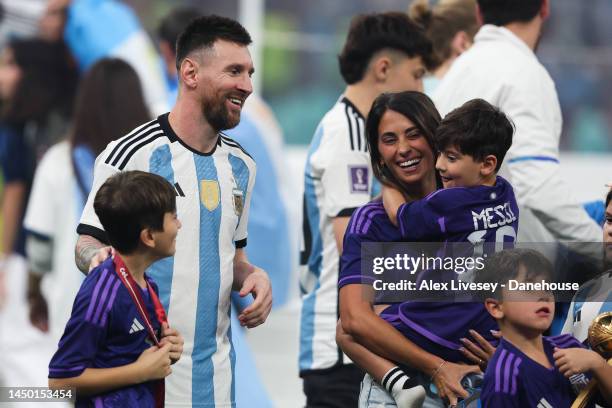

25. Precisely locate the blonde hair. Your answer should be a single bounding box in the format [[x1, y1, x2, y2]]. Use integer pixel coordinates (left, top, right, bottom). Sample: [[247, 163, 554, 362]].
[[409, 0, 479, 70]]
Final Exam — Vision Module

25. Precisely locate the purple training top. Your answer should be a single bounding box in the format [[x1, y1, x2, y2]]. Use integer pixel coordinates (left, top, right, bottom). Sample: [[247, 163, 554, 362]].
[[49, 257, 162, 407], [339, 177, 519, 362], [481, 334, 592, 408]]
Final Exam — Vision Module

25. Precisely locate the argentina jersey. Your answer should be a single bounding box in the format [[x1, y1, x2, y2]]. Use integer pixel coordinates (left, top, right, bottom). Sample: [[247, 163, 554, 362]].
[[78, 113, 256, 408], [299, 96, 379, 373], [562, 270, 612, 343]]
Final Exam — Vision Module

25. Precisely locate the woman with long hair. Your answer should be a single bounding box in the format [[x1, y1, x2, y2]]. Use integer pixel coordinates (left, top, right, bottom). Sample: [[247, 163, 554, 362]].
[[24, 58, 150, 341]]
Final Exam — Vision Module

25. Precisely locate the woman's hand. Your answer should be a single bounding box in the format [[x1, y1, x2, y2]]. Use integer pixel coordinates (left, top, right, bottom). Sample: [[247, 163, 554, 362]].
[[459, 329, 500, 370], [431, 361, 481, 406]]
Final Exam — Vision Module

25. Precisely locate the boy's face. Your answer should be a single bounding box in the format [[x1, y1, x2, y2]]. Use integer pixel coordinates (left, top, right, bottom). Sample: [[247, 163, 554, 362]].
[[489, 265, 555, 335], [436, 146, 485, 188], [152, 212, 182, 257]]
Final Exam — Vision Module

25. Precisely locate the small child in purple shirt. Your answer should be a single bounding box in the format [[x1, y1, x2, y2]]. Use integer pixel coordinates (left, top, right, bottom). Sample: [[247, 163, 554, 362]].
[[48, 171, 184, 407], [476, 248, 612, 408]]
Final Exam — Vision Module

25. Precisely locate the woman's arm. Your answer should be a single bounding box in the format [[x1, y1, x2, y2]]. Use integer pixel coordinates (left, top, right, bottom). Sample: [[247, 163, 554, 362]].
[[338, 284, 479, 405]]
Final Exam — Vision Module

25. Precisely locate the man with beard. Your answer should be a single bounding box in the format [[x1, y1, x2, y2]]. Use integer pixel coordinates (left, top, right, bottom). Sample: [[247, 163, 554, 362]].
[[433, 0, 602, 245], [74, 15, 273, 407]]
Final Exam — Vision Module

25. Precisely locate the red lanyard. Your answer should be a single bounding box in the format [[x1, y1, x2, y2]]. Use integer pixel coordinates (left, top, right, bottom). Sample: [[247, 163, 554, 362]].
[[112, 255, 167, 345], [113, 255, 167, 407]]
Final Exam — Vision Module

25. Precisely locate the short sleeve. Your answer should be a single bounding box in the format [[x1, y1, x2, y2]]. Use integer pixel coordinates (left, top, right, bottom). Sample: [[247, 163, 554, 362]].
[[338, 217, 377, 289], [76, 148, 120, 243], [319, 151, 373, 218], [397, 199, 442, 241], [48, 271, 109, 378], [23, 148, 58, 237]]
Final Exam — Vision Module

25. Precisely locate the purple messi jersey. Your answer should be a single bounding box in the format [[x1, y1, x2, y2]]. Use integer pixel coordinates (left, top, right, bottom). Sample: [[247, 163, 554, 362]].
[[49, 257, 162, 407], [481, 335, 592, 408], [397, 176, 518, 244], [339, 178, 520, 362]]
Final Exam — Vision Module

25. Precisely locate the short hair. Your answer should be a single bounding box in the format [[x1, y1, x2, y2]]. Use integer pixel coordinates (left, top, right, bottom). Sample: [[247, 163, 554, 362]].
[[409, 0, 479, 71], [606, 188, 612, 208], [435, 99, 513, 171], [366, 91, 441, 186], [94, 171, 176, 254], [338, 12, 432, 85], [158, 7, 201, 52], [175, 15, 251, 71], [474, 248, 553, 300], [477, 0, 543, 26]]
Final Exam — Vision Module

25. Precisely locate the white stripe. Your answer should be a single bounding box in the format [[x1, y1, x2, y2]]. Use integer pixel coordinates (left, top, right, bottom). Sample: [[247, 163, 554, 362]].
[[164, 145, 198, 406], [538, 398, 553, 408], [116, 130, 165, 168], [212, 150, 238, 406]]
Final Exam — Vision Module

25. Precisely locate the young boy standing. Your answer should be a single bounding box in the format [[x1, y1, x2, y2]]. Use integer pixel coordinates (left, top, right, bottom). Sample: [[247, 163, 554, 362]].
[[476, 248, 612, 407], [48, 171, 184, 407]]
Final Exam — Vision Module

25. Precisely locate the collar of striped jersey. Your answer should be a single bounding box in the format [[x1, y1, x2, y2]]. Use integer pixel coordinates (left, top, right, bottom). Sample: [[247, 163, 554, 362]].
[[157, 112, 221, 156], [341, 96, 366, 120]]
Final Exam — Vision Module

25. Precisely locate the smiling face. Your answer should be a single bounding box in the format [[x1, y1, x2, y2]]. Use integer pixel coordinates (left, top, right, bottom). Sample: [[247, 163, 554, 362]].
[[376, 109, 435, 189], [436, 146, 485, 188], [197, 39, 254, 132], [151, 212, 182, 258]]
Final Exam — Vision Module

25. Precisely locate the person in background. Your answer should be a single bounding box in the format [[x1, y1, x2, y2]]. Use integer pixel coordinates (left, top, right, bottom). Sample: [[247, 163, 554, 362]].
[[300, 12, 431, 407], [24, 58, 151, 344], [408, 0, 479, 95]]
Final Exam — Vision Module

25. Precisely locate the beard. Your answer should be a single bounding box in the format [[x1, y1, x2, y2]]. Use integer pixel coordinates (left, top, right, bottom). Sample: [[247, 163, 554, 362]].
[[202, 92, 241, 133]]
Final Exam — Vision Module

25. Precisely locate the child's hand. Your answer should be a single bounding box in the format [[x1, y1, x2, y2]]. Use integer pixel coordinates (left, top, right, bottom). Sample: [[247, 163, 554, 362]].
[[160, 323, 184, 364], [381, 185, 405, 227], [135, 343, 172, 381], [553, 347, 606, 377]]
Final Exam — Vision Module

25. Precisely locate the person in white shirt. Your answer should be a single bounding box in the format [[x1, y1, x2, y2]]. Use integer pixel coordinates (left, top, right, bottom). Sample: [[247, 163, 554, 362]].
[[432, 0, 601, 245]]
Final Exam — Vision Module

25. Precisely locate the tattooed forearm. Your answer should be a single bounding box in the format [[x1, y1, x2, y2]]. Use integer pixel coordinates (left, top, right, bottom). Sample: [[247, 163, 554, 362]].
[[75, 235, 104, 274]]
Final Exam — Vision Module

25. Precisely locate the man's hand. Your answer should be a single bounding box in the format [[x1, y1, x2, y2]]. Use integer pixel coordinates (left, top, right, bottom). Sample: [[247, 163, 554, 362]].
[[159, 323, 184, 364], [237, 267, 272, 328], [89, 246, 113, 272]]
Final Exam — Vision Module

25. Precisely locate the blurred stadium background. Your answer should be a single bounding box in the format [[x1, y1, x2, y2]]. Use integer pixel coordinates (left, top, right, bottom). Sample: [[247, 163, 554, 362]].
[[0, 0, 610, 406]]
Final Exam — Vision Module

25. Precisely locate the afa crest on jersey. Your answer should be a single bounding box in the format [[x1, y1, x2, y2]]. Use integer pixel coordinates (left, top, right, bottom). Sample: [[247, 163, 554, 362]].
[[200, 180, 220, 211]]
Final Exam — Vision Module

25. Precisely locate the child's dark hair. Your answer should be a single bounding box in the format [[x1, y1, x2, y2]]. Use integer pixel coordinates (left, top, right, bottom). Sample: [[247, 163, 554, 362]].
[[338, 12, 432, 85], [477, 0, 544, 26], [606, 188, 612, 208], [474, 248, 553, 300], [176, 15, 251, 71], [435, 98, 514, 171], [94, 171, 176, 254]]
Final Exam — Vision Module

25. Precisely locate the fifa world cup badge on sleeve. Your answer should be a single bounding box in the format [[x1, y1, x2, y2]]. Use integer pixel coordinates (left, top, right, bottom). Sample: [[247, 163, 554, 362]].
[[200, 180, 220, 211], [348, 165, 368, 194], [232, 188, 244, 216]]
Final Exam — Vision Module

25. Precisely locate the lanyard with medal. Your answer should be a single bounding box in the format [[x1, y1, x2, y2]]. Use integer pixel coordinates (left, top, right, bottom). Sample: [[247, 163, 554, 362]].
[[113, 255, 167, 408]]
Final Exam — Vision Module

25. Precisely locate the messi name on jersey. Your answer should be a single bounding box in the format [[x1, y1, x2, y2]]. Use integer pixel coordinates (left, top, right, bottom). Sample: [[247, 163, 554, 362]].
[[472, 202, 517, 231]]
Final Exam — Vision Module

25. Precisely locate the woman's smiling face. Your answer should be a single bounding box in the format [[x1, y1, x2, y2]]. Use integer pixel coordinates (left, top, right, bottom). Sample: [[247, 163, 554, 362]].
[[376, 109, 435, 188]]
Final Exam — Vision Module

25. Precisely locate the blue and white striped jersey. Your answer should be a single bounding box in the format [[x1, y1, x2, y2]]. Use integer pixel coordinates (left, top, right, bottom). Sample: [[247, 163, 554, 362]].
[[78, 113, 256, 407], [299, 96, 378, 372], [562, 269, 612, 343]]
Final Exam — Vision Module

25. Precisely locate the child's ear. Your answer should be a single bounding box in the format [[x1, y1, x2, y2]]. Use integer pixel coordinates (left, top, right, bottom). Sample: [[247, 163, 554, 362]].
[[140, 228, 156, 249], [484, 298, 504, 319], [480, 154, 497, 177]]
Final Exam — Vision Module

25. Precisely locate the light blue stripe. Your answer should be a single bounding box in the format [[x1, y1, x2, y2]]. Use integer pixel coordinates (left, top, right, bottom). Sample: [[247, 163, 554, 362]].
[[193, 154, 221, 405], [507, 155, 559, 164], [299, 124, 324, 371], [146, 145, 175, 311], [65, 0, 141, 70]]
